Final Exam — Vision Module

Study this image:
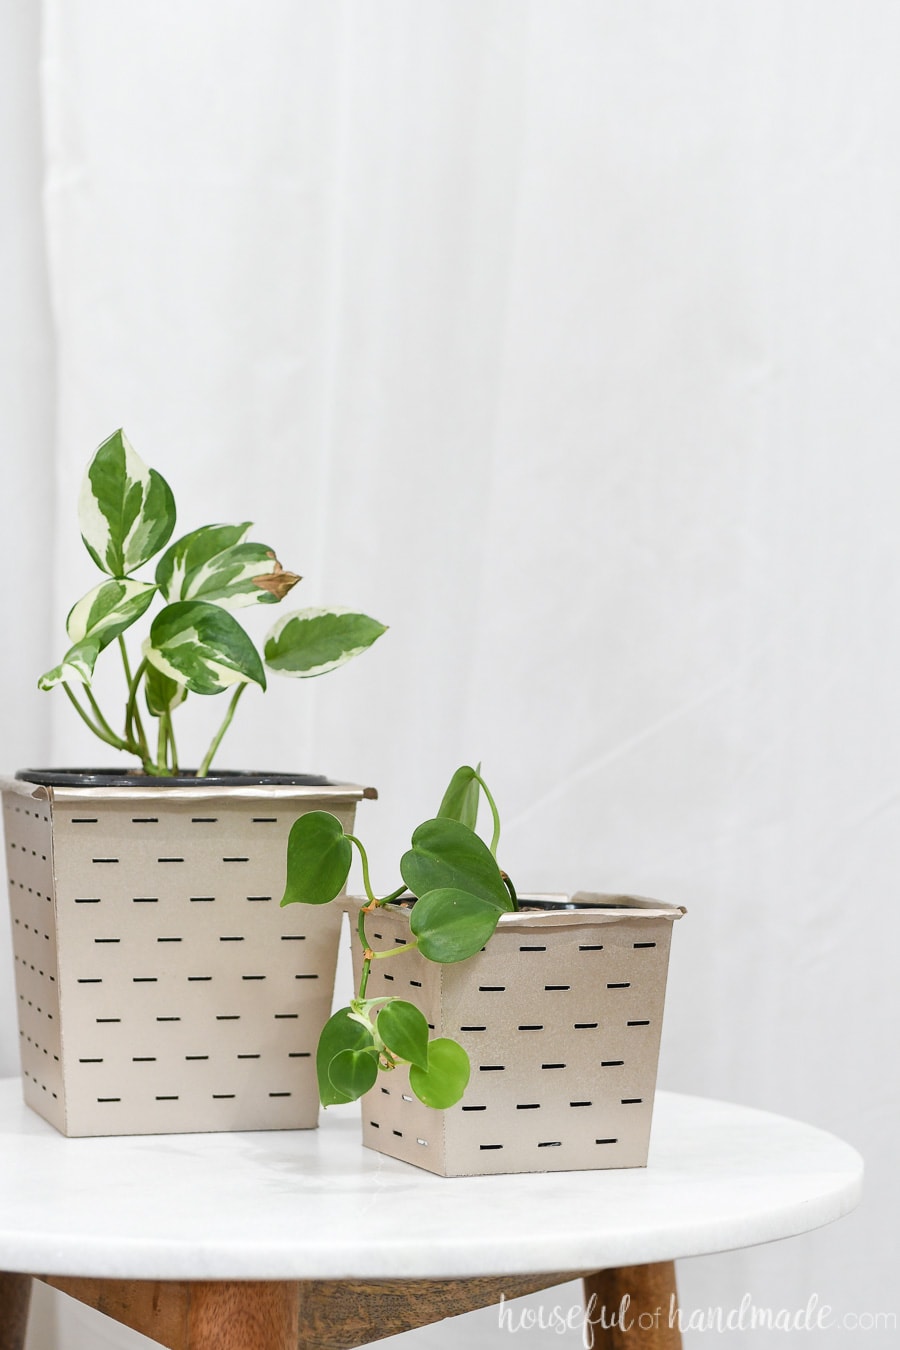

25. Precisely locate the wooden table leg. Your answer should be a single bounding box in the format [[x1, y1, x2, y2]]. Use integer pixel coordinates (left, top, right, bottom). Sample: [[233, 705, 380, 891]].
[[0, 1274, 31, 1350], [185, 1282, 300, 1350], [584, 1262, 682, 1349]]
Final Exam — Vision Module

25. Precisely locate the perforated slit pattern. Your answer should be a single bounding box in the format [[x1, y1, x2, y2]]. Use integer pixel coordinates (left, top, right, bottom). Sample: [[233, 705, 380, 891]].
[[2, 785, 354, 1137], [356, 900, 678, 1176], [3, 798, 64, 1125]]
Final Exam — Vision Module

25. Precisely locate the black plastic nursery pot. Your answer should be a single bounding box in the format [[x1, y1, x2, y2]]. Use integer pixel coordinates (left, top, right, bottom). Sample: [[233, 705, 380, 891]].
[[1, 768, 375, 1138], [351, 891, 685, 1177]]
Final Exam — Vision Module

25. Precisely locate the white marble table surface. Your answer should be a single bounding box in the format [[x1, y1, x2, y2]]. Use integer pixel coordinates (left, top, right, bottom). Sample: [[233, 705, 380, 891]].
[[0, 1079, 862, 1283]]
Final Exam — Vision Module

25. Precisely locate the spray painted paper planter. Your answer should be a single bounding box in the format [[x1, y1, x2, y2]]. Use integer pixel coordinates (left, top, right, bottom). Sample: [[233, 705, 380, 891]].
[[1, 770, 374, 1138], [352, 893, 685, 1177]]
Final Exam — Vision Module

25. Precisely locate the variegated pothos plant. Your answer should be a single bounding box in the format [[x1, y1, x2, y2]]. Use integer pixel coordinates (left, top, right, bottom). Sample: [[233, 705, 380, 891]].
[[40, 430, 386, 776]]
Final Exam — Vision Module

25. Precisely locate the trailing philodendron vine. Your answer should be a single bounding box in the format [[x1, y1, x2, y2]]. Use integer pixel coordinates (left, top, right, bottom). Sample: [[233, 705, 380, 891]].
[[281, 765, 518, 1109], [40, 430, 386, 775]]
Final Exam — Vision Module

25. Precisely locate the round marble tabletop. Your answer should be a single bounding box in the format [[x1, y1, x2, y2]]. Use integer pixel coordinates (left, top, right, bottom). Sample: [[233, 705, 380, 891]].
[[0, 1080, 862, 1283]]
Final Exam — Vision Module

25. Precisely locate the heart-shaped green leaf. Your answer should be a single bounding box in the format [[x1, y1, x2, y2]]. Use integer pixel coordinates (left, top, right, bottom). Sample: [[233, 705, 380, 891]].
[[281, 811, 352, 906], [401, 818, 512, 911], [79, 430, 176, 576], [409, 1037, 471, 1109], [437, 765, 481, 830], [143, 601, 265, 695], [376, 1000, 429, 1071], [409, 887, 505, 964], [156, 523, 300, 610], [264, 608, 386, 678], [316, 1008, 376, 1106], [328, 1047, 380, 1102]]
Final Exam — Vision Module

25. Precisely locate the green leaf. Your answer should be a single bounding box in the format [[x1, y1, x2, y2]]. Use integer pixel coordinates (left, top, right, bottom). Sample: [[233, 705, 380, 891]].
[[377, 1000, 429, 1071], [409, 888, 505, 963], [281, 811, 352, 906], [156, 523, 300, 610], [41, 576, 160, 692], [41, 578, 158, 691], [409, 1038, 471, 1109], [401, 818, 512, 911], [79, 429, 176, 576], [38, 638, 102, 690], [316, 1008, 376, 1106], [143, 601, 266, 695], [328, 1046, 380, 1102], [144, 663, 187, 718], [66, 578, 158, 648], [264, 608, 386, 678], [437, 765, 480, 830]]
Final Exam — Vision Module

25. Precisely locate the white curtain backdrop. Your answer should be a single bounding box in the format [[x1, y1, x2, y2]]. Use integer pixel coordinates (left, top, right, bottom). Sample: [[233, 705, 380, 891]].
[[2, 2, 896, 1346]]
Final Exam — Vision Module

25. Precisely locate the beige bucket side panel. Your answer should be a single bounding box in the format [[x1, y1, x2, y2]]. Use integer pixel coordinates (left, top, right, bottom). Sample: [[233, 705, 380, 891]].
[[1, 787, 66, 1131]]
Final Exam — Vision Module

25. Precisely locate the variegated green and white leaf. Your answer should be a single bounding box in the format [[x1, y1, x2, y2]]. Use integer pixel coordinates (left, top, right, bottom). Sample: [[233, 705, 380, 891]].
[[38, 639, 102, 690], [66, 578, 158, 647], [144, 663, 188, 718], [155, 522, 248, 600], [264, 608, 387, 679], [155, 523, 300, 610], [144, 601, 266, 695], [39, 578, 156, 691], [79, 429, 176, 576]]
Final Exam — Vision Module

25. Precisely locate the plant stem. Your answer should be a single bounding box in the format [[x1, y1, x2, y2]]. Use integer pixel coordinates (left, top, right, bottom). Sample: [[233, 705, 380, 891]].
[[118, 637, 134, 745], [356, 897, 419, 1001], [345, 841, 407, 911], [119, 638, 149, 760], [378, 885, 408, 906], [358, 955, 372, 1000], [371, 942, 418, 959], [156, 716, 168, 774], [83, 685, 125, 747], [124, 659, 149, 761], [473, 770, 502, 856], [356, 902, 418, 962], [350, 828, 414, 1000], [166, 710, 179, 774], [502, 872, 519, 912], [197, 682, 246, 777], [356, 906, 376, 1000], [349, 843, 410, 1003], [118, 634, 133, 687], [346, 834, 377, 904], [62, 683, 130, 752]]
